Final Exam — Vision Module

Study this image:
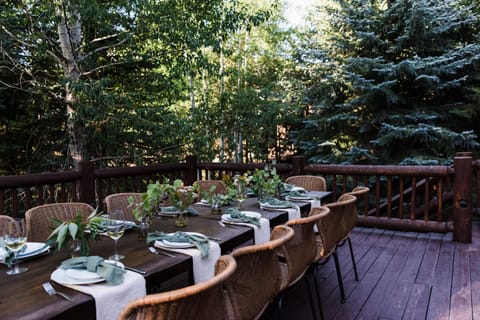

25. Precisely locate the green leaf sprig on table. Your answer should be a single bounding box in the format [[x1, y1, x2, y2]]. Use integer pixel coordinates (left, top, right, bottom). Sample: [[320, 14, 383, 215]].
[[47, 208, 105, 256], [130, 179, 200, 220]]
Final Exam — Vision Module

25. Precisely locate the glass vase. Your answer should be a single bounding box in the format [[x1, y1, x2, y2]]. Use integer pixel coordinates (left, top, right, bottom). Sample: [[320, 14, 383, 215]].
[[175, 211, 188, 227], [137, 216, 150, 240]]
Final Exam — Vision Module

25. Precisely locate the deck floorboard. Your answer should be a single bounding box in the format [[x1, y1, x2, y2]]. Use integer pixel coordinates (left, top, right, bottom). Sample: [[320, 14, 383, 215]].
[[267, 223, 480, 320]]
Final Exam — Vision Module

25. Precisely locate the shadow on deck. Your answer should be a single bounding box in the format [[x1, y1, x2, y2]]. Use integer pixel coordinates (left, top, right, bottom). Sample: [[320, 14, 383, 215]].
[[268, 223, 480, 320]]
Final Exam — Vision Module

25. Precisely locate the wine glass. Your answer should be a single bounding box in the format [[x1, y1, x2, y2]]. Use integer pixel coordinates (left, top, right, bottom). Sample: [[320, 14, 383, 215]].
[[236, 183, 247, 210], [106, 210, 125, 261], [4, 219, 28, 275]]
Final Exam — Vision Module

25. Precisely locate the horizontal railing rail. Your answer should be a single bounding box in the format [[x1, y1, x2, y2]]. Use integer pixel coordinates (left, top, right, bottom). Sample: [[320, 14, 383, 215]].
[[303, 163, 455, 233], [0, 152, 476, 242]]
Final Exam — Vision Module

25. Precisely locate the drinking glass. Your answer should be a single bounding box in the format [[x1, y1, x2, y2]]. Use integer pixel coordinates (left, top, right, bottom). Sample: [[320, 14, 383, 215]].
[[4, 219, 28, 275], [236, 183, 247, 210], [106, 210, 125, 261]]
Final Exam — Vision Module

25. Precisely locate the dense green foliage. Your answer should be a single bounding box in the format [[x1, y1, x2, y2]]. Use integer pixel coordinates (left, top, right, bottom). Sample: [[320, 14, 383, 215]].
[[1, 0, 480, 175], [292, 0, 480, 164]]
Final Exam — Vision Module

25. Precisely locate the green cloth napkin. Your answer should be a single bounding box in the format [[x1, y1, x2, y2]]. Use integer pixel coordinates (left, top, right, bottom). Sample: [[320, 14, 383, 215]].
[[60, 256, 125, 285], [281, 190, 320, 199], [262, 198, 296, 208], [0, 238, 26, 268], [224, 208, 261, 227], [160, 206, 199, 216], [146, 231, 209, 257]]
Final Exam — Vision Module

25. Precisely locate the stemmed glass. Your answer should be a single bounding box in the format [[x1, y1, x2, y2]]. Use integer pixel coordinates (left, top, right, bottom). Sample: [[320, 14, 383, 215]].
[[4, 219, 28, 275], [106, 210, 125, 261], [236, 182, 247, 210]]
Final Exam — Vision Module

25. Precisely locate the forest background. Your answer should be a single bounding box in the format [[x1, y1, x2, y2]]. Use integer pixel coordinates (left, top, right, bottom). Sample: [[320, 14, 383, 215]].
[[1, 0, 480, 176]]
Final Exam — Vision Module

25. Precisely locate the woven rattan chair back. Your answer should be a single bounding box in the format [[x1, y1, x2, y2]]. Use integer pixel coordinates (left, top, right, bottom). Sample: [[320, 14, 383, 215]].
[[280, 207, 329, 289], [285, 175, 327, 191], [105, 193, 142, 222], [224, 225, 294, 320], [341, 186, 370, 237], [193, 180, 228, 201], [25, 203, 94, 242], [313, 195, 356, 259], [117, 255, 237, 320], [0, 215, 19, 235]]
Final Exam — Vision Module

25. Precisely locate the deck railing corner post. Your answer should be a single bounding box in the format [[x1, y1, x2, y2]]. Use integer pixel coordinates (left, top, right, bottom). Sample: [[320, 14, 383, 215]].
[[292, 156, 306, 176], [453, 152, 473, 243], [78, 160, 96, 207], [184, 155, 197, 186]]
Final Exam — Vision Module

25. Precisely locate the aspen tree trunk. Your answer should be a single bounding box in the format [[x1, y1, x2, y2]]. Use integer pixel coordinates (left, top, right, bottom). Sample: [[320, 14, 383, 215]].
[[219, 44, 225, 162], [56, 2, 84, 170]]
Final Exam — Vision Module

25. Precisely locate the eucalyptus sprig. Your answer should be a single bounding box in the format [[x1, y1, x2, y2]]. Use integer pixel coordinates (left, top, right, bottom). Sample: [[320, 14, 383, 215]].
[[47, 208, 104, 256]]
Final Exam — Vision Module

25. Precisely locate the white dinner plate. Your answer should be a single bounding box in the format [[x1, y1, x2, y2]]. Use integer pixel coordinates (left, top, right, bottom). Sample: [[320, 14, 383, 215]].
[[65, 269, 103, 281], [221, 211, 261, 223], [285, 195, 314, 201], [9, 242, 50, 260], [51, 268, 105, 285], [156, 232, 205, 249], [260, 202, 292, 209], [158, 206, 178, 215], [291, 187, 307, 193]]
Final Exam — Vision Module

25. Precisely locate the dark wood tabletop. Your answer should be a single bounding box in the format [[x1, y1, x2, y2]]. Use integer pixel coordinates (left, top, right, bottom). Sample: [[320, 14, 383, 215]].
[[0, 196, 306, 320]]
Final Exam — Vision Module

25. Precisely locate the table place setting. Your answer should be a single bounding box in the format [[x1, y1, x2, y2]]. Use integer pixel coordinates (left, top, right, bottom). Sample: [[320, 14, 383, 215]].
[[221, 208, 270, 244], [281, 186, 323, 208], [50, 255, 146, 320], [258, 198, 301, 220], [0, 241, 50, 264], [147, 231, 221, 284]]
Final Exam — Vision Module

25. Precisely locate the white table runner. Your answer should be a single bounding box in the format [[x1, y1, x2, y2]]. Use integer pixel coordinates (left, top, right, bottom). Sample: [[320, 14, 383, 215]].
[[55, 270, 146, 320], [154, 240, 221, 284]]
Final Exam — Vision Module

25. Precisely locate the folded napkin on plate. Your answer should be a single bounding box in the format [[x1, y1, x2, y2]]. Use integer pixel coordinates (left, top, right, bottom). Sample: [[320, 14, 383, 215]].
[[261, 198, 295, 208], [224, 208, 261, 227], [160, 206, 199, 216], [146, 231, 210, 257], [60, 256, 125, 285]]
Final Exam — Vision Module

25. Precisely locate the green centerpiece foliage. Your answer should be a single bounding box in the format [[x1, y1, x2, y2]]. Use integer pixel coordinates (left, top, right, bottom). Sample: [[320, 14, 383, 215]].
[[47, 209, 105, 256], [248, 161, 283, 199]]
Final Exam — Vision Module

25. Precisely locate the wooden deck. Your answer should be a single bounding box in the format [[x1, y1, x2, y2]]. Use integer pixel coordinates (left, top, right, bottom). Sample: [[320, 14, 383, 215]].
[[270, 223, 480, 320]]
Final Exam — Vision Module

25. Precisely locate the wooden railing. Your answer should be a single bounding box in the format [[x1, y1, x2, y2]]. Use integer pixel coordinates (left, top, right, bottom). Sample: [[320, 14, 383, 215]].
[[0, 152, 477, 242]]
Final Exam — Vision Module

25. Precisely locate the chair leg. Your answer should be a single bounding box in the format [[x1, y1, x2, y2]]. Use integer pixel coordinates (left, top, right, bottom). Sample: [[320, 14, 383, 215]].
[[304, 274, 318, 320], [310, 266, 324, 320], [347, 237, 359, 281], [333, 251, 347, 303]]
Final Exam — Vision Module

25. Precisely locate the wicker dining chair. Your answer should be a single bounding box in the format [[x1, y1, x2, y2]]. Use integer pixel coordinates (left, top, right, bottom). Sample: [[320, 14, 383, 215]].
[[25, 202, 95, 242], [285, 175, 327, 191], [104, 193, 143, 222], [276, 206, 330, 320], [0, 215, 19, 235], [223, 224, 295, 320], [339, 186, 370, 281], [193, 180, 228, 201], [117, 254, 237, 320], [312, 194, 357, 303]]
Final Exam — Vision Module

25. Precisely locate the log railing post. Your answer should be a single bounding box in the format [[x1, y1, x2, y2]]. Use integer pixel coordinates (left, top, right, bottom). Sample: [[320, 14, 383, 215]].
[[78, 160, 96, 207], [184, 155, 197, 186], [453, 152, 473, 243], [291, 156, 306, 176]]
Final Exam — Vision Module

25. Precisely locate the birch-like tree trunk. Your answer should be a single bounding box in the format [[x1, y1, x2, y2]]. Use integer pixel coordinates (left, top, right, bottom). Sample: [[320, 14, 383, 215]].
[[56, 2, 84, 170]]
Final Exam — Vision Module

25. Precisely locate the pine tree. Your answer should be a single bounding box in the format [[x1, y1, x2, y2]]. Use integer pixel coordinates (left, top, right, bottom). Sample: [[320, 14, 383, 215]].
[[293, 0, 480, 164]]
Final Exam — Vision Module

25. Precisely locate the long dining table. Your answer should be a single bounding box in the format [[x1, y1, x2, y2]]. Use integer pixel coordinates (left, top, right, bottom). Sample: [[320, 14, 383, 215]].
[[0, 193, 331, 320]]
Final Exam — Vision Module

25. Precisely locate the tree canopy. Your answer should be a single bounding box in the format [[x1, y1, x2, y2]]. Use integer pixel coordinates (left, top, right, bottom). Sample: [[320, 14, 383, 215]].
[[1, 0, 479, 175]]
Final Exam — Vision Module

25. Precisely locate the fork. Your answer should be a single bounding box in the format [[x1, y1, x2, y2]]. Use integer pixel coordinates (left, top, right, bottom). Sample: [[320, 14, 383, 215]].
[[43, 282, 74, 301], [148, 246, 175, 258]]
